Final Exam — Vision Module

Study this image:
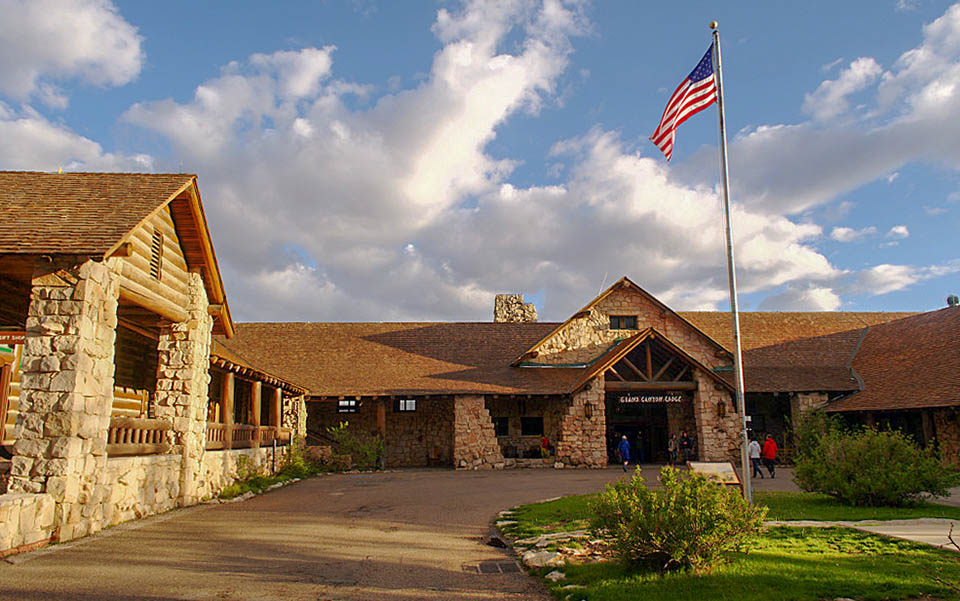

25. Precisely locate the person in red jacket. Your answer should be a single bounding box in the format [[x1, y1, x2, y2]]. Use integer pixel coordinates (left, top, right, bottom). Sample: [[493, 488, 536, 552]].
[[761, 434, 778, 479]]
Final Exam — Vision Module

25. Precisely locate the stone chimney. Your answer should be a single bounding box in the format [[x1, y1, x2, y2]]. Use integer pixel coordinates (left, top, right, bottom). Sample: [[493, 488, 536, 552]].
[[494, 294, 538, 323]]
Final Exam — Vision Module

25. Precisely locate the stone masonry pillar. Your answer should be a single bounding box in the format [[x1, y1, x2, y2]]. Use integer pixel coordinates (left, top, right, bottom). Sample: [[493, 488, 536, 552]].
[[692, 370, 741, 462], [555, 377, 606, 468], [453, 395, 503, 470], [10, 258, 120, 542], [154, 272, 212, 507]]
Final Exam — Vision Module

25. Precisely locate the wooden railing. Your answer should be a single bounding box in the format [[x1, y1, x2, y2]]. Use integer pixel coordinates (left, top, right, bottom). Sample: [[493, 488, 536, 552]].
[[204, 424, 294, 450], [106, 417, 172, 457]]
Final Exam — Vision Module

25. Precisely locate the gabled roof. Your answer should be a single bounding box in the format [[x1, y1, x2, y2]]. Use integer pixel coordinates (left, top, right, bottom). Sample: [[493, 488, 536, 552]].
[[827, 307, 960, 412], [569, 328, 735, 393], [512, 276, 730, 366], [219, 322, 583, 397], [0, 171, 233, 337]]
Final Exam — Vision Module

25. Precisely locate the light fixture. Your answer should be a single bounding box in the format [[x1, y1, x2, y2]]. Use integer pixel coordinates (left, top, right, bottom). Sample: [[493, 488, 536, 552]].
[[585, 402, 594, 419]]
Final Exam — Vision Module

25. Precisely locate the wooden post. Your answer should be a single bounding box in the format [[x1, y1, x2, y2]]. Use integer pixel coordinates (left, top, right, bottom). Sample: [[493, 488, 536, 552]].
[[252, 381, 262, 448], [273, 387, 282, 428], [377, 397, 386, 470], [223, 371, 234, 450]]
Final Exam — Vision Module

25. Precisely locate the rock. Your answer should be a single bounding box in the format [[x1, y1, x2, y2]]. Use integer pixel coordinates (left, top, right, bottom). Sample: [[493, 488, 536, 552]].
[[545, 570, 566, 582], [495, 520, 517, 528], [554, 462, 565, 469], [485, 536, 507, 548], [522, 550, 563, 568]]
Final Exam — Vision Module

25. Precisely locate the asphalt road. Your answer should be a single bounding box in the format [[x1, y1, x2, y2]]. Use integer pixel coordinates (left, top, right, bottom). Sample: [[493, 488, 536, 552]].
[[1, 467, 645, 601]]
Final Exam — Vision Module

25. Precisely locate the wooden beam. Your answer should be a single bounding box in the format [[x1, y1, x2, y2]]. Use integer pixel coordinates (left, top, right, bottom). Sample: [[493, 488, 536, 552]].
[[619, 357, 648, 382], [645, 341, 653, 381], [653, 357, 675, 382], [108, 242, 134, 258], [223, 371, 235, 450], [605, 380, 697, 391], [675, 365, 690, 381], [272, 386, 282, 428], [118, 281, 189, 323], [251, 381, 262, 448], [605, 366, 626, 382], [118, 317, 159, 341], [207, 304, 223, 316]]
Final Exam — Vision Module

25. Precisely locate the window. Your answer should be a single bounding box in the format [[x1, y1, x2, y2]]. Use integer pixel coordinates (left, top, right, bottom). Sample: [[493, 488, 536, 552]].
[[493, 417, 509, 436], [520, 417, 544, 436], [609, 315, 637, 330], [149, 229, 164, 281], [338, 399, 358, 413], [395, 398, 416, 412]]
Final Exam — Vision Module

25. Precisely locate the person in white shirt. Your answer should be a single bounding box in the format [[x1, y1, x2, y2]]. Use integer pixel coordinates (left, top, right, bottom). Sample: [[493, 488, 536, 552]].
[[748, 435, 763, 479]]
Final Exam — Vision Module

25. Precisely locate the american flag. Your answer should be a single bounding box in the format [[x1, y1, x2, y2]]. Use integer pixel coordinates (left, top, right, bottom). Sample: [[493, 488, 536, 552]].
[[649, 45, 717, 161]]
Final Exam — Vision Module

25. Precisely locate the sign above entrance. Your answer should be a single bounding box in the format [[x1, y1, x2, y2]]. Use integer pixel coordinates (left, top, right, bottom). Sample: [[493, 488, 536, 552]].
[[619, 393, 684, 404]]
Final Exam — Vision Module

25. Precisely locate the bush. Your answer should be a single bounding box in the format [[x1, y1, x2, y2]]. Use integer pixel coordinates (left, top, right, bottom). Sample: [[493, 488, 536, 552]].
[[590, 467, 767, 573], [794, 419, 960, 507], [326, 421, 383, 470]]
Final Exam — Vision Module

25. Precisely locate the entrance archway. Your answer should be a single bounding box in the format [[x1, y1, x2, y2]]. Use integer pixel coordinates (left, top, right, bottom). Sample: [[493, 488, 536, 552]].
[[602, 334, 699, 463]]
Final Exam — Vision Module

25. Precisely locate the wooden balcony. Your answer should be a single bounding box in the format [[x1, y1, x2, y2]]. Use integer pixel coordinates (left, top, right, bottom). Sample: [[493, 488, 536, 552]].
[[106, 417, 172, 457]]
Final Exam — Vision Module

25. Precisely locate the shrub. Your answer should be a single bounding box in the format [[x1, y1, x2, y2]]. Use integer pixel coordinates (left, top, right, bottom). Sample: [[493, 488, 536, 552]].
[[590, 467, 767, 573], [279, 438, 324, 479], [794, 419, 960, 507], [326, 421, 384, 470]]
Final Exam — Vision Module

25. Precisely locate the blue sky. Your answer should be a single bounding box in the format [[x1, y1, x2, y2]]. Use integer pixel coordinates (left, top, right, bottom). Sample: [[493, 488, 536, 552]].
[[1, 0, 958, 321]]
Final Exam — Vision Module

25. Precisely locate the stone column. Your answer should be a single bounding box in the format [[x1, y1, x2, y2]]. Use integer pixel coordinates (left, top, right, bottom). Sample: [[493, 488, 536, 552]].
[[789, 392, 829, 429], [692, 370, 741, 462], [453, 395, 503, 469], [555, 377, 606, 468], [154, 272, 212, 507], [10, 258, 120, 542]]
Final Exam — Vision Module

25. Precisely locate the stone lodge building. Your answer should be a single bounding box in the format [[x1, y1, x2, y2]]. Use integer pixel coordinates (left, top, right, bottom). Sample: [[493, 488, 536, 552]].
[[0, 172, 307, 557], [220, 277, 957, 470]]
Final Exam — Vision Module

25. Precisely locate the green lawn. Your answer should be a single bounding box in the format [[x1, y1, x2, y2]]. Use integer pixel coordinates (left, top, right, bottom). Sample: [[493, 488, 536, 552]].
[[756, 490, 960, 522], [499, 490, 960, 540], [547, 527, 960, 601]]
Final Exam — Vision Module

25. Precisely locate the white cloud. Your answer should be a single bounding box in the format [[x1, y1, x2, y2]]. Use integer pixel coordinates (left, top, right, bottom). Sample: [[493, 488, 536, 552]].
[[0, 0, 143, 107], [830, 225, 878, 242], [0, 103, 151, 171], [847, 260, 960, 295], [887, 171, 900, 183], [802, 57, 883, 121], [887, 224, 910, 238], [758, 285, 842, 311]]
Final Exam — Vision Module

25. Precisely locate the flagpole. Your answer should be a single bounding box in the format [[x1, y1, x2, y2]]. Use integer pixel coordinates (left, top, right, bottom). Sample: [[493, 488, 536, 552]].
[[710, 21, 753, 503]]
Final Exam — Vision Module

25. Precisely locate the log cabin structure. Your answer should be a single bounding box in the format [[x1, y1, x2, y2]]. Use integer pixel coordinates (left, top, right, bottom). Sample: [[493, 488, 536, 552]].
[[0, 172, 307, 557]]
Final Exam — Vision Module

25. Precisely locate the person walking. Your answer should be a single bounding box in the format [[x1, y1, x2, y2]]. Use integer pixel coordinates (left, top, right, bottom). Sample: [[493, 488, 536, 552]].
[[667, 433, 678, 466], [762, 434, 778, 478], [748, 435, 763, 479], [618, 435, 631, 472], [679, 430, 693, 463]]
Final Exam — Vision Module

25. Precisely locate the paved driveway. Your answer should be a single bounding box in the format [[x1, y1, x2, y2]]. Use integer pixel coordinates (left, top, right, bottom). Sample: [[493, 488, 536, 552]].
[[0, 466, 808, 601], [0, 468, 632, 601]]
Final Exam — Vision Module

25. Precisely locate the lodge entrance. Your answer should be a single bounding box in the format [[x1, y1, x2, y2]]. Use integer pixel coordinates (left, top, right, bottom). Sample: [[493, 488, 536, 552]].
[[600, 331, 700, 464]]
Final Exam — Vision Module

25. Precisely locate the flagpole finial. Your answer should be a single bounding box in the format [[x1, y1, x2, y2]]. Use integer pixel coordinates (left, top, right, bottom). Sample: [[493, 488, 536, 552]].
[[709, 20, 718, 30]]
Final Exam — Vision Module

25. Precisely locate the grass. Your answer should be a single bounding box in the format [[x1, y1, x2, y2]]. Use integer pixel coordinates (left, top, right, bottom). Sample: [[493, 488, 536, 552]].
[[548, 526, 960, 601], [499, 490, 960, 539], [757, 490, 960, 522]]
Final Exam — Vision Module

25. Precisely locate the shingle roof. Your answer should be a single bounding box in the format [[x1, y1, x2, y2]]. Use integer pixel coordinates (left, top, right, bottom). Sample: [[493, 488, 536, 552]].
[[210, 339, 308, 395], [680, 311, 916, 351], [219, 322, 582, 397], [738, 328, 865, 392], [827, 307, 960, 412], [0, 171, 195, 255]]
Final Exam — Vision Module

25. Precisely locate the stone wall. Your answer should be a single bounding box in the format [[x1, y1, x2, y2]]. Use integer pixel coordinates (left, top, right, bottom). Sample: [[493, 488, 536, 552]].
[[532, 285, 727, 369], [197, 446, 290, 499], [384, 398, 453, 467], [692, 369, 742, 462], [494, 294, 538, 323], [283, 394, 308, 438], [934, 409, 960, 468], [104, 454, 181, 526], [790, 392, 829, 431], [10, 258, 120, 542], [555, 378, 606, 468], [0, 492, 55, 557], [485, 396, 563, 459], [154, 272, 212, 507], [453, 395, 504, 469]]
